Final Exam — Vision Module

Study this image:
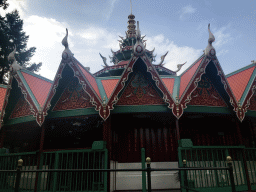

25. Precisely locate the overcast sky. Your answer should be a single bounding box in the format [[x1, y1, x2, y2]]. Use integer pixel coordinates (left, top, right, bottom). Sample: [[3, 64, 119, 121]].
[[1, 0, 255, 80]]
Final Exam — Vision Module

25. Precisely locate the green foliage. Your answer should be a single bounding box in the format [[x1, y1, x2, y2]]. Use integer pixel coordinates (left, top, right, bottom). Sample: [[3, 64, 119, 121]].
[[0, 9, 42, 84], [0, 0, 9, 10]]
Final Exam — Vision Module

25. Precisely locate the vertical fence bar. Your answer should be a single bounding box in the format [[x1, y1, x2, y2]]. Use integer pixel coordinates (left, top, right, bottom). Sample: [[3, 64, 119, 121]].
[[15, 159, 23, 192], [227, 156, 236, 192], [146, 157, 151, 192], [141, 148, 146, 192], [104, 149, 108, 192], [53, 152, 59, 192]]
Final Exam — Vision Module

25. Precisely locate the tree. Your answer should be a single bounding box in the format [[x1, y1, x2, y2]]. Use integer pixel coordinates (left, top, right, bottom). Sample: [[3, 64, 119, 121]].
[[0, 0, 9, 10], [0, 9, 42, 84]]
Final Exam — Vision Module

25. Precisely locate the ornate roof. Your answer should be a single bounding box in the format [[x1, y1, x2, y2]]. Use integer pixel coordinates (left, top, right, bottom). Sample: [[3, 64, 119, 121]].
[[1, 12, 256, 128]]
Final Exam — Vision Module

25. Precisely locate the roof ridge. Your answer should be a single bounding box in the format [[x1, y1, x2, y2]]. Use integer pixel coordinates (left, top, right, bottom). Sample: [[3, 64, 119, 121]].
[[73, 58, 95, 78], [226, 63, 256, 78], [21, 69, 53, 83]]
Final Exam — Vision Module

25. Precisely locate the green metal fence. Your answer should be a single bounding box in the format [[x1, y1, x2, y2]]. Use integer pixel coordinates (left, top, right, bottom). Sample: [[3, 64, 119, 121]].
[[178, 145, 256, 192], [0, 148, 108, 192], [244, 148, 256, 190], [0, 151, 38, 191]]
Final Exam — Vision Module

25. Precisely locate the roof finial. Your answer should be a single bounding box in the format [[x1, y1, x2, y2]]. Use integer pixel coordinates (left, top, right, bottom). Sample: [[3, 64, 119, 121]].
[[205, 24, 216, 59], [157, 51, 169, 66], [99, 53, 109, 67], [8, 45, 23, 74], [62, 28, 73, 61], [130, 0, 132, 14]]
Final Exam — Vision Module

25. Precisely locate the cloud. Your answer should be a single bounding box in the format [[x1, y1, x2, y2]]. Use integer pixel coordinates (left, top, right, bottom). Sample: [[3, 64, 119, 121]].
[[105, 0, 119, 21], [146, 34, 202, 75], [0, 0, 28, 18], [180, 5, 196, 20], [23, 16, 72, 80], [213, 25, 233, 49]]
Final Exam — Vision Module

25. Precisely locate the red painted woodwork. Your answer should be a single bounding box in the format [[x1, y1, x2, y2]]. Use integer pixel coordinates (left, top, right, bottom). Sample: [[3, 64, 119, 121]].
[[117, 71, 166, 105], [53, 79, 93, 111], [248, 91, 256, 111], [10, 96, 33, 119], [189, 75, 227, 107], [116, 125, 177, 162]]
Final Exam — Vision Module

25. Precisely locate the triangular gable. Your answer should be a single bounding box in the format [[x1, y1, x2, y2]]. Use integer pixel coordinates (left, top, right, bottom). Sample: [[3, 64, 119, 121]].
[[101, 55, 176, 120], [227, 65, 256, 103], [21, 70, 52, 107], [116, 71, 166, 105], [101, 79, 119, 99], [188, 74, 227, 107], [179, 56, 204, 98], [173, 55, 240, 120], [52, 77, 94, 111], [9, 95, 33, 119], [75, 60, 101, 99], [229, 64, 256, 116], [42, 57, 103, 124], [0, 74, 40, 127]]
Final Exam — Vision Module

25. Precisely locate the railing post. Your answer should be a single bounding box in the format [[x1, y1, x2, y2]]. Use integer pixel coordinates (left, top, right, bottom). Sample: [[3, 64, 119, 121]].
[[227, 156, 236, 192], [183, 159, 188, 192], [14, 159, 23, 192], [146, 157, 151, 192], [141, 148, 146, 192]]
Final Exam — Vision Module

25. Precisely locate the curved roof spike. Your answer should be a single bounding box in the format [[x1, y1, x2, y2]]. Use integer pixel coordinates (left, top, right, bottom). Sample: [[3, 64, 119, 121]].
[[149, 47, 155, 53], [157, 51, 169, 66], [173, 61, 187, 73], [208, 24, 215, 44], [141, 35, 146, 40], [119, 36, 124, 40], [111, 48, 115, 54], [144, 42, 146, 49], [62, 28, 69, 48], [136, 21, 141, 39], [99, 53, 109, 67], [8, 45, 16, 62]]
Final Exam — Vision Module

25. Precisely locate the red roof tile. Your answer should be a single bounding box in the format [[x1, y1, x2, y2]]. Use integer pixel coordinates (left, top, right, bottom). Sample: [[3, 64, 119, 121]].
[[21, 72, 52, 107], [162, 78, 175, 95], [227, 66, 255, 102], [0, 87, 6, 111], [77, 64, 101, 99], [101, 79, 119, 98], [179, 58, 203, 97]]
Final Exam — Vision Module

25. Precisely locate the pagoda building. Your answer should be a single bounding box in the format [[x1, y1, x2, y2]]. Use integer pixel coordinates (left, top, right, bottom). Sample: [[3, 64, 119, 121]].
[[0, 10, 256, 192]]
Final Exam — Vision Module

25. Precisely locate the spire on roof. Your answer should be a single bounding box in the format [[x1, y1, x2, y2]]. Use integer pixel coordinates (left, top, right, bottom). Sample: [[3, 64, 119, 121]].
[[173, 61, 186, 73], [8, 45, 23, 74], [126, 1, 136, 38], [133, 21, 145, 56], [205, 24, 216, 59], [62, 28, 73, 61]]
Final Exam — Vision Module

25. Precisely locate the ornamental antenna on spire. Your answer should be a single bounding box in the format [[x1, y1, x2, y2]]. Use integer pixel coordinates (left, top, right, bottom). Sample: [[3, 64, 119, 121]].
[[130, 0, 132, 14]]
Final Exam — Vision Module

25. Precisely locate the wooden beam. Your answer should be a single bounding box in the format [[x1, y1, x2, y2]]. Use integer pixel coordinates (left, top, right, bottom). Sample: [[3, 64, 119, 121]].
[[103, 116, 111, 192], [0, 127, 6, 148]]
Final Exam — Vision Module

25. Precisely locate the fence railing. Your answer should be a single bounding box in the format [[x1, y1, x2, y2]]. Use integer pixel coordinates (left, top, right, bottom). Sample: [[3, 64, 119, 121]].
[[178, 145, 256, 192], [0, 156, 236, 192]]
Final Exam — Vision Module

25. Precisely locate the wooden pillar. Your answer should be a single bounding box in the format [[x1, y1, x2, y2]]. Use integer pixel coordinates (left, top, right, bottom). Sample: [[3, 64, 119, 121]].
[[0, 127, 6, 148], [175, 118, 180, 143], [103, 116, 111, 192], [236, 120, 252, 191], [34, 123, 46, 192]]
